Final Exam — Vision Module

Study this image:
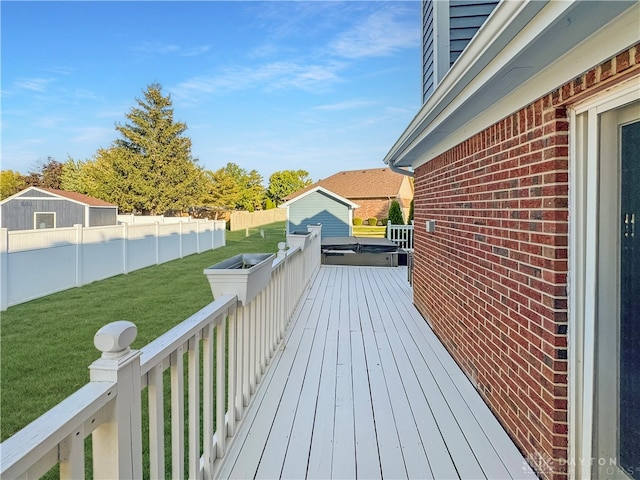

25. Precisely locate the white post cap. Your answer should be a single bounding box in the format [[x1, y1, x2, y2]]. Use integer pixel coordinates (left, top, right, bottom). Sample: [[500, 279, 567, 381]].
[[94, 321, 137, 359]]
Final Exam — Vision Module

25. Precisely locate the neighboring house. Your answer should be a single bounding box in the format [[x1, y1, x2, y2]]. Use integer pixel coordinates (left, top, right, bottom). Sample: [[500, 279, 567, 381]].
[[284, 168, 414, 223], [279, 186, 358, 238], [0, 187, 118, 231], [384, 1, 639, 480]]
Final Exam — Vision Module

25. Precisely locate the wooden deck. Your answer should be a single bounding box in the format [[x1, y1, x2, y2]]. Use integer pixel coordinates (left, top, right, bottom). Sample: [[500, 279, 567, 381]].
[[216, 265, 536, 479]]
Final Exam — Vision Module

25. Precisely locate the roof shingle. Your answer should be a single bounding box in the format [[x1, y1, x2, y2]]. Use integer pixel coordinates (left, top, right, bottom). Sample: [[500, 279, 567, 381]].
[[286, 168, 408, 200]]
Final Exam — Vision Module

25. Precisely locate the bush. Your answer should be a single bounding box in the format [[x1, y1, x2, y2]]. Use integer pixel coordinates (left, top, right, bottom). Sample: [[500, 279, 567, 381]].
[[368, 217, 378, 226], [353, 217, 363, 226], [408, 199, 414, 223], [387, 200, 404, 225], [380, 217, 388, 226]]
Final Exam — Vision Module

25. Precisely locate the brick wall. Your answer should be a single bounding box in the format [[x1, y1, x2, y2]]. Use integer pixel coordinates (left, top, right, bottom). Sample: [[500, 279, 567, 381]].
[[412, 44, 639, 480], [353, 197, 412, 224], [353, 198, 391, 222]]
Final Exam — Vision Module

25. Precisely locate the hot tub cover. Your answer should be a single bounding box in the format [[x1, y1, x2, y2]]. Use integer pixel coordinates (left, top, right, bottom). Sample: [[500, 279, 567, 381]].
[[321, 236, 398, 254]]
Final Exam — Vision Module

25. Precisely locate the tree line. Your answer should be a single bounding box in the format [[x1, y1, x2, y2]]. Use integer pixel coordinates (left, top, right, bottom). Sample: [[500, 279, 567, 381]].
[[0, 84, 313, 216]]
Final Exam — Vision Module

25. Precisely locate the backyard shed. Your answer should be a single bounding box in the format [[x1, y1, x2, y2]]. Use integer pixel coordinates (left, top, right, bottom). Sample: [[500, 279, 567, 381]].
[[0, 187, 118, 231], [279, 186, 358, 239]]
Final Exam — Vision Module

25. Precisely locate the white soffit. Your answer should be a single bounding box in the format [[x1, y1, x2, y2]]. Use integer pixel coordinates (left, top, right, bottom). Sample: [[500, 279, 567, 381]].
[[384, 0, 640, 170]]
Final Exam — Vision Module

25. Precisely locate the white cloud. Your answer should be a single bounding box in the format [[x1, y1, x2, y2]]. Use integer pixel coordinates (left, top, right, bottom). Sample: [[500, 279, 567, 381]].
[[13, 77, 53, 92], [314, 99, 377, 111], [70, 126, 114, 145], [173, 60, 345, 103], [330, 8, 419, 59], [133, 42, 211, 57]]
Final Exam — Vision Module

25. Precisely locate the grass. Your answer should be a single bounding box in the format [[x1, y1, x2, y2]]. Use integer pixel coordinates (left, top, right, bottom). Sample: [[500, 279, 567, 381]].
[[353, 224, 387, 237], [0, 221, 287, 442]]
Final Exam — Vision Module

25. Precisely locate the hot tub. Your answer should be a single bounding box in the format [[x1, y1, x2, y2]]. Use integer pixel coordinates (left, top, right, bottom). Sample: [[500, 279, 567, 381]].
[[321, 236, 399, 266]]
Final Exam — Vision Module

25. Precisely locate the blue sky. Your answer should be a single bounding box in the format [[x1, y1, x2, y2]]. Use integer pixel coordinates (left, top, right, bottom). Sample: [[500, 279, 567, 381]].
[[1, 1, 421, 183]]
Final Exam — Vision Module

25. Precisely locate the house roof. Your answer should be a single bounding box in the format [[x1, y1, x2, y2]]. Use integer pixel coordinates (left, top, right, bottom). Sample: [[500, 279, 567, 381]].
[[41, 188, 116, 207], [279, 186, 359, 209], [285, 168, 408, 201], [1, 187, 117, 207]]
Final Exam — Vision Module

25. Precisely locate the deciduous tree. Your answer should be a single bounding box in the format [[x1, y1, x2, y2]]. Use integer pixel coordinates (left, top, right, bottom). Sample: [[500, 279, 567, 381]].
[[267, 169, 312, 205], [0, 170, 26, 199], [204, 162, 265, 212]]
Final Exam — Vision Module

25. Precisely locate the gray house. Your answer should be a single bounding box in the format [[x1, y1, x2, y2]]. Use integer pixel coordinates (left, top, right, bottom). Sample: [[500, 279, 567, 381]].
[[0, 187, 118, 231], [279, 186, 358, 239]]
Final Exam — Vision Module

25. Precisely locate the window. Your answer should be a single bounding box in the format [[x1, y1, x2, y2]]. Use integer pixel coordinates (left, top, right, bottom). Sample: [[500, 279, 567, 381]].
[[34, 212, 55, 229]]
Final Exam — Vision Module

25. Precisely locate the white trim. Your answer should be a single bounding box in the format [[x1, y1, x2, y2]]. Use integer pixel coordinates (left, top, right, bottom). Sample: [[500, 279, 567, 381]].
[[432, 0, 450, 86], [0, 186, 116, 208], [568, 81, 640, 479], [385, 0, 639, 170], [33, 212, 56, 230], [279, 186, 359, 210]]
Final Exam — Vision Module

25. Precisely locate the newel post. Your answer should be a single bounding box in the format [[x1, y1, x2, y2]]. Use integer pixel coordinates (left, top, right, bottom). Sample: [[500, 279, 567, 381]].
[[89, 321, 143, 479]]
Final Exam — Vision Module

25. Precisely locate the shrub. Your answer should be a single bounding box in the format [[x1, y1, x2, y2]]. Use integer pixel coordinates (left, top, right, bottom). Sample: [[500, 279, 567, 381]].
[[368, 217, 378, 226], [380, 217, 388, 226], [387, 200, 404, 225], [353, 217, 363, 226]]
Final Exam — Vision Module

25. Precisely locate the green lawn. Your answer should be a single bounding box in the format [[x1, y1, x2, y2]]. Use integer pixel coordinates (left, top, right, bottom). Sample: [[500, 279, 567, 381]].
[[0, 221, 287, 442], [353, 225, 387, 237]]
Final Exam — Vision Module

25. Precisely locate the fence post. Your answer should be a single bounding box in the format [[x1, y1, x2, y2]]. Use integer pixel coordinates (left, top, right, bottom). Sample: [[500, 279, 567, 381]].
[[90, 321, 143, 479], [155, 222, 160, 265], [196, 220, 201, 254], [75, 224, 83, 287], [122, 222, 128, 275], [0, 228, 8, 311], [387, 221, 392, 240]]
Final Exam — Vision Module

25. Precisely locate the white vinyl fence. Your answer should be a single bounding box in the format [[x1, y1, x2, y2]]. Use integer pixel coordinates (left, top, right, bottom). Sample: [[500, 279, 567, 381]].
[[0, 220, 226, 310], [0, 226, 322, 479]]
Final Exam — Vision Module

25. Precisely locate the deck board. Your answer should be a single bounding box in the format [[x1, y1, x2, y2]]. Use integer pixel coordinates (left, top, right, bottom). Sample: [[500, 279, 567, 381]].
[[215, 266, 536, 480]]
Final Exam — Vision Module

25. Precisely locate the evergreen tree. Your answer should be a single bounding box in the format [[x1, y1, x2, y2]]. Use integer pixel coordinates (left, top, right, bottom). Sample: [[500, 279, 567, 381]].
[[387, 200, 404, 225], [95, 83, 205, 214]]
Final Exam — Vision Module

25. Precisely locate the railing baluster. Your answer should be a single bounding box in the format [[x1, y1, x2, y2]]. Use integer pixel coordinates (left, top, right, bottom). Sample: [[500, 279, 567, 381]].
[[242, 304, 250, 407], [59, 427, 84, 480], [188, 334, 200, 479], [203, 323, 214, 477], [148, 364, 165, 479], [249, 300, 256, 395], [227, 308, 237, 435], [216, 317, 226, 459], [171, 347, 185, 479]]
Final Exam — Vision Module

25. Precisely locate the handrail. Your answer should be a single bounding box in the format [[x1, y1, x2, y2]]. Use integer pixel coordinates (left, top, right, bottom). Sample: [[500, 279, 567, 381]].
[[0, 382, 116, 478]]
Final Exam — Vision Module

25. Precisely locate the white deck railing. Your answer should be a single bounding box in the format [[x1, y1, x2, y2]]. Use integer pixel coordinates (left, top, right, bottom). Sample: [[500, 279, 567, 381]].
[[0, 227, 321, 479], [387, 222, 414, 250]]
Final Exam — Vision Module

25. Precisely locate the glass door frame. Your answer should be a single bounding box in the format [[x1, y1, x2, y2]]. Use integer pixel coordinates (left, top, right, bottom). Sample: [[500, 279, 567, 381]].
[[569, 77, 640, 480]]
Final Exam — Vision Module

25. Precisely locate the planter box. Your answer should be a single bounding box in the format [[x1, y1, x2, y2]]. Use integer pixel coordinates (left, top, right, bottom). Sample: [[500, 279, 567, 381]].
[[286, 232, 311, 251], [203, 253, 275, 305]]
